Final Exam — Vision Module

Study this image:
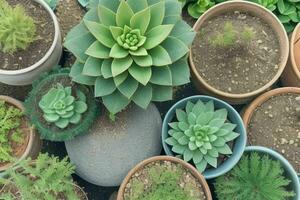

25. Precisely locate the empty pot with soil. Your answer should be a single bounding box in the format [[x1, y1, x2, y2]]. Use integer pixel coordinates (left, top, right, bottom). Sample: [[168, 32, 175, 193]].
[[0, 0, 62, 86], [189, 1, 288, 104], [117, 156, 212, 200], [162, 95, 247, 179], [281, 23, 300, 87], [243, 87, 300, 175], [0, 95, 41, 173], [214, 146, 299, 200]]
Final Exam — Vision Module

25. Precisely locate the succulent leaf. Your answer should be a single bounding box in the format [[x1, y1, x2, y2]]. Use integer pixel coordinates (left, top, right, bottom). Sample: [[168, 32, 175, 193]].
[[166, 99, 240, 172], [65, 0, 195, 114], [39, 84, 88, 129]]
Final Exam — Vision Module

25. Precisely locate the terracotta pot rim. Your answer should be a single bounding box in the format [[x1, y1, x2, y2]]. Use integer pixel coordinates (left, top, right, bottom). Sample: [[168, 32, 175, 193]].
[[0, 95, 36, 172], [242, 87, 300, 128], [189, 0, 289, 99], [290, 23, 300, 80], [117, 156, 213, 200]]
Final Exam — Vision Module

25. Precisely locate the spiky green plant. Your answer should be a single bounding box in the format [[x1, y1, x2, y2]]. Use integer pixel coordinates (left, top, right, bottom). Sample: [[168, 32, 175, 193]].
[[0, 100, 24, 163], [125, 162, 201, 200], [65, 0, 195, 114], [214, 152, 296, 200], [0, 153, 80, 200], [0, 0, 36, 53], [187, 0, 215, 18], [210, 22, 255, 47], [25, 68, 98, 142], [39, 83, 88, 129], [165, 100, 239, 172]]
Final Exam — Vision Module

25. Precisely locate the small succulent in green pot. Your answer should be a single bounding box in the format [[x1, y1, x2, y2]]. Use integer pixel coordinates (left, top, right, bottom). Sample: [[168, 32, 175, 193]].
[[39, 84, 88, 129], [165, 99, 239, 172], [65, 0, 196, 114], [0, 0, 36, 53], [25, 68, 98, 141]]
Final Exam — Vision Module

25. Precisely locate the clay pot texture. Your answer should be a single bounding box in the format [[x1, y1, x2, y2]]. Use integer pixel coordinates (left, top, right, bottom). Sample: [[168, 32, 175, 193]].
[[162, 95, 247, 179], [0, 0, 62, 86], [0, 95, 42, 173], [281, 23, 300, 87], [117, 156, 213, 200], [65, 103, 162, 187], [244, 146, 300, 200], [189, 1, 289, 104]]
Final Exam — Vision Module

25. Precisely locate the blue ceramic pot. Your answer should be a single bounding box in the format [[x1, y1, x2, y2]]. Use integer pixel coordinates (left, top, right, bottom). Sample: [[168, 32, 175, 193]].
[[162, 95, 247, 179], [244, 146, 300, 200]]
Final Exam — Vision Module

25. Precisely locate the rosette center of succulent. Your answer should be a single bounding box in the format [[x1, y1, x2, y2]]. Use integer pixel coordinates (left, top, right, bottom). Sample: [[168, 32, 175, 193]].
[[54, 100, 66, 110], [192, 125, 210, 142], [117, 26, 145, 51]]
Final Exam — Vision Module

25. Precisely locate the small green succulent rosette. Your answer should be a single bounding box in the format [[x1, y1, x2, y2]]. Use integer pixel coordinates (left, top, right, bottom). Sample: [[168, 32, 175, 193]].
[[39, 84, 88, 129], [65, 0, 196, 114], [187, 0, 215, 19], [25, 68, 98, 142], [165, 100, 240, 172]]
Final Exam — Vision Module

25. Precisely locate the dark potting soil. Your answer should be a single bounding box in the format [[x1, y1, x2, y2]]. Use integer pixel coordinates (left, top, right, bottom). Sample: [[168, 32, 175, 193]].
[[192, 11, 281, 94], [123, 160, 207, 200], [0, 0, 54, 70], [248, 93, 300, 174]]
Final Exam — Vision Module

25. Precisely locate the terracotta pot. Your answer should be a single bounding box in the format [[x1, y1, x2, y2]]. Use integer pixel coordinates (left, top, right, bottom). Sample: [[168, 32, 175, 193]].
[[281, 23, 300, 87], [242, 87, 300, 128], [0, 95, 42, 172], [117, 156, 212, 200], [189, 1, 289, 105]]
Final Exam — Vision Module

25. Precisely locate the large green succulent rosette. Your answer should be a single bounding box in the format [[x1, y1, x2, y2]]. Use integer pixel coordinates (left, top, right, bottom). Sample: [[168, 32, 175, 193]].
[[65, 0, 196, 114]]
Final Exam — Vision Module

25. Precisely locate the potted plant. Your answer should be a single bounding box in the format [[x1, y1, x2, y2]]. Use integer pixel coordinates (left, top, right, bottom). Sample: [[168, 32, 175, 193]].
[[0, 0, 62, 86], [64, 0, 196, 115], [189, 0, 289, 104], [24, 68, 98, 141], [63, 0, 196, 187], [0, 95, 41, 173], [281, 23, 300, 87], [243, 87, 300, 174], [214, 146, 299, 200], [162, 95, 247, 179], [0, 153, 88, 199], [117, 156, 212, 200]]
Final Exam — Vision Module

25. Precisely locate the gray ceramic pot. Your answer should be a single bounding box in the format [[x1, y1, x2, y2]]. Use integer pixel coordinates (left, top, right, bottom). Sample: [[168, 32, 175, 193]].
[[65, 103, 162, 186]]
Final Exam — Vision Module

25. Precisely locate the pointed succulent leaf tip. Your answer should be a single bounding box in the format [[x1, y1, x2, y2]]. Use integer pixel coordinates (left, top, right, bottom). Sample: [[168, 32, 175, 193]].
[[65, 0, 195, 114], [0, 0, 36, 53], [165, 99, 240, 173], [39, 84, 88, 129]]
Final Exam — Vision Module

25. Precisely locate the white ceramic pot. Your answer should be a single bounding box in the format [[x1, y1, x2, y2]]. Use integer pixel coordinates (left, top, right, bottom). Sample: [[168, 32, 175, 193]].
[[0, 0, 62, 86]]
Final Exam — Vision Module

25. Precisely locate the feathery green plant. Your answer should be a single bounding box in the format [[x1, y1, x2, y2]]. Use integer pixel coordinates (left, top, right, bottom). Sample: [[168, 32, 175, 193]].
[[0, 100, 23, 163], [0, 153, 80, 200], [165, 100, 239, 172], [210, 22, 255, 47], [65, 0, 195, 114], [39, 83, 88, 129], [214, 152, 295, 200], [0, 0, 36, 53], [126, 163, 199, 200], [25, 68, 98, 142]]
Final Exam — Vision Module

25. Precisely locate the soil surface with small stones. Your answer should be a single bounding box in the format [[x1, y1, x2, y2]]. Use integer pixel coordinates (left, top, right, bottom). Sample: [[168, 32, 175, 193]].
[[192, 11, 281, 94], [123, 161, 207, 200], [248, 93, 300, 174], [0, 0, 54, 70]]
